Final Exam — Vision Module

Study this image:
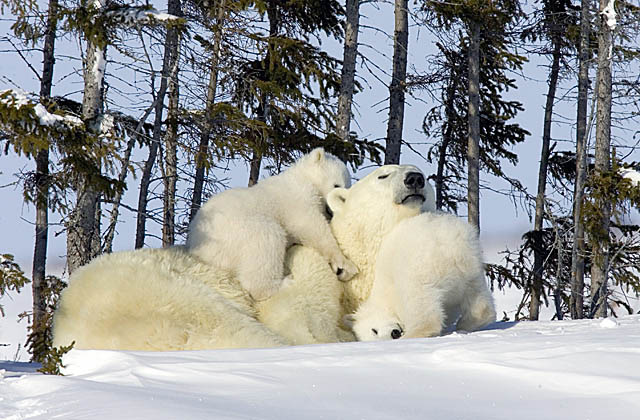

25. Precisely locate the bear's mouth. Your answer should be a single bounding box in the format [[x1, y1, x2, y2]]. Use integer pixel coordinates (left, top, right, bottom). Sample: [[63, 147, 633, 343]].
[[401, 193, 425, 204]]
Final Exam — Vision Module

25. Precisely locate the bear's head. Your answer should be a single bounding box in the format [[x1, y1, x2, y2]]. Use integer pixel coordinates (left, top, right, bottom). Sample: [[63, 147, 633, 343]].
[[343, 310, 404, 342], [327, 164, 435, 236], [294, 148, 351, 198]]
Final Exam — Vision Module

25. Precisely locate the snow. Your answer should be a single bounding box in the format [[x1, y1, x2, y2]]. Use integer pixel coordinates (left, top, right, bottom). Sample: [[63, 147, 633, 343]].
[[602, 0, 617, 31], [0, 89, 82, 127], [2, 316, 640, 419], [620, 168, 640, 186], [106, 8, 182, 26]]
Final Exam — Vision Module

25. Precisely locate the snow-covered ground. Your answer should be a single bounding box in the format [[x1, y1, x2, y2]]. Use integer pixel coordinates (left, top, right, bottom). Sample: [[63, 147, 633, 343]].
[[1, 315, 640, 420]]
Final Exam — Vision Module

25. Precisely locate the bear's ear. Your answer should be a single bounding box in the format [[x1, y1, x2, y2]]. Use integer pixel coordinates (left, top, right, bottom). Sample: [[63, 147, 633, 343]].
[[421, 181, 436, 212], [327, 187, 348, 214], [342, 314, 357, 329], [310, 147, 326, 162]]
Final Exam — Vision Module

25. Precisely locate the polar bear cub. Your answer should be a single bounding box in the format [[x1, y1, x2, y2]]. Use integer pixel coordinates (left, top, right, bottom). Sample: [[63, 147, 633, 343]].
[[187, 148, 357, 301], [345, 212, 496, 341]]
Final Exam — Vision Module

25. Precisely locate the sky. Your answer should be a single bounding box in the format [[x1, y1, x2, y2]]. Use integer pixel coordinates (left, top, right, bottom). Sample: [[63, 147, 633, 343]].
[[2, 314, 640, 419]]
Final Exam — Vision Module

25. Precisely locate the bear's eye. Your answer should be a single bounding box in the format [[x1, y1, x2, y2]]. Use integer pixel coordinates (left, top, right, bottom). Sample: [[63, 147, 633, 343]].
[[334, 184, 340, 188], [377, 174, 389, 180], [371, 328, 378, 335]]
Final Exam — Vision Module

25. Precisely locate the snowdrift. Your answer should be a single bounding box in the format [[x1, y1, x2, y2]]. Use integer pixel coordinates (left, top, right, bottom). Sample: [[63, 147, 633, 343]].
[[2, 316, 640, 419]]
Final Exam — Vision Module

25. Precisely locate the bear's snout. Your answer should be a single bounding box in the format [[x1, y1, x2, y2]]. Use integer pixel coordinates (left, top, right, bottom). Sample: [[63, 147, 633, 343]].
[[404, 172, 425, 190]]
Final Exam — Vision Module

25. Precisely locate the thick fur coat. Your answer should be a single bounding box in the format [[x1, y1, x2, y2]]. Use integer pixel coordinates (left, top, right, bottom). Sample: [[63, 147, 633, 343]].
[[186, 148, 356, 301]]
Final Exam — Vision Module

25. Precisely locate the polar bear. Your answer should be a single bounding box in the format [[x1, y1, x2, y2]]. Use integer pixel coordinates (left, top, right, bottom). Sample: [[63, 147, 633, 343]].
[[52, 246, 287, 350], [52, 163, 495, 351], [326, 164, 436, 316], [186, 148, 357, 301], [344, 212, 497, 341], [52, 244, 346, 350]]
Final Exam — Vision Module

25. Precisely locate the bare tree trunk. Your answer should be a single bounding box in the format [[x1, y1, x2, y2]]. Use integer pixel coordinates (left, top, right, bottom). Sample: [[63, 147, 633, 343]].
[[248, 150, 262, 187], [30, 0, 58, 362], [67, 4, 106, 273], [590, 0, 614, 318], [190, 0, 226, 219], [163, 53, 180, 247], [248, 4, 280, 187], [103, 133, 136, 253], [531, 40, 562, 320], [384, 0, 409, 165], [435, 77, 456, 210], [570, 0, 591, 319], [336, 0, 360, 142], [135, 0, 182, 248], [467, 21, 481, 232]]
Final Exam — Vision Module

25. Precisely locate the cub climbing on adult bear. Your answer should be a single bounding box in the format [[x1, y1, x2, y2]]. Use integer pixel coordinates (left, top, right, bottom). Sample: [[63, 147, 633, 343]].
[[186, 148, 358, 301]]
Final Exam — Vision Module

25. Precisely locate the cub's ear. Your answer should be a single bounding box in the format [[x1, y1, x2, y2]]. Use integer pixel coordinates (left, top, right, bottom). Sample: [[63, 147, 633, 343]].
[[422, 181, 436, 212], [310, 147, 326, 162], [327, 187, 348, 214], [342, 314, 357, 329]]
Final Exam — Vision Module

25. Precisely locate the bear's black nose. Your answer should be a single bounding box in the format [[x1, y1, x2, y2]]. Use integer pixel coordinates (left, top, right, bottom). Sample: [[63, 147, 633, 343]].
[[391, 329, 402, 339], [404, 172, 425, 189]]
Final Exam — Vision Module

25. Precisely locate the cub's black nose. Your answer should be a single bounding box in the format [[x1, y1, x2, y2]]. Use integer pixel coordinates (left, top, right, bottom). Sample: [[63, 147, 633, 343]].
[[391, 329, 402, 339], [404, 172, 425, 189]]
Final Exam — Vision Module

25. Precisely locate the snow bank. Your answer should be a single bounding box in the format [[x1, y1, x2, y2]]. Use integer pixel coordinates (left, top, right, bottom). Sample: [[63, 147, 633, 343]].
[[2, 315, 640, 419]]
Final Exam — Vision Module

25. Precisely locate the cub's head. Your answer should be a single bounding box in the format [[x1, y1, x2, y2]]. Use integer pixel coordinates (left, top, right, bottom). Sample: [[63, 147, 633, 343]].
[[343, 311, 404, 342], [295, 148, 351, 198], [327, 165, 435, 229]]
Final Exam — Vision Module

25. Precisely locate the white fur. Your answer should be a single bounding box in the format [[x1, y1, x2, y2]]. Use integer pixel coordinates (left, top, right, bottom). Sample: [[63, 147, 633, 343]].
[[186, 148, 357, 301], [52, 245, 347, 351], [52, 164, 494, 350], [52, 247, 287, 350], [326, 164, 436, 315], [350, 213, 497, 340]]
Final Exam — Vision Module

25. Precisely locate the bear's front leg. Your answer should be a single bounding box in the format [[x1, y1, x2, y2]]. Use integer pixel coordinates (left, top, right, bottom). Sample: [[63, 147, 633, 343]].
[[285, 207, 358, 281]]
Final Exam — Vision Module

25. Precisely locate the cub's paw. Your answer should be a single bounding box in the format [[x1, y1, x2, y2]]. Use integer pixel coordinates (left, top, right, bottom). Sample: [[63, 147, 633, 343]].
[[331, 257, 358, 282]]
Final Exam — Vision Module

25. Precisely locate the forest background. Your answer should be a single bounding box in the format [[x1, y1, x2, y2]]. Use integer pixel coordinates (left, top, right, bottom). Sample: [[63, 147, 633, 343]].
[[1, 0, 640, 363]]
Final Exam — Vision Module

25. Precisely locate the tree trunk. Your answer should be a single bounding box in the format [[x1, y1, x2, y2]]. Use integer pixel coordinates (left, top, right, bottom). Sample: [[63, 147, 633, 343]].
[[384, 0, 409, 165], [135, 0, 182, 248], [531, 39, 562, 321], [163, 50, 180, 247], [590, 0, 614, 318], [467, 21, 481, 232], [248, 150, 262, 187], [31, 0, 58, 361], [336, 0, 360, 142], [190, 0, 226, 219], [248, 4, 280, 187], [570, 0, 591, 319], [103, 133, 136, 253], [435, 77, 456, 211], [67, 4, 106, 273]]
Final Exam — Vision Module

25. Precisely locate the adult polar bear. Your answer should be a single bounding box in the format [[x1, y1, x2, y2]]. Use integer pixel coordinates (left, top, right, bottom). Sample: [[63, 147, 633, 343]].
[[53, 164, 494, 350]]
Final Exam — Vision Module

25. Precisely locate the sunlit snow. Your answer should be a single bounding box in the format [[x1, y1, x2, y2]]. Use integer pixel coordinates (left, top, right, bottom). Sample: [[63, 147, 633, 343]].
[[2, 316, 640, 419]]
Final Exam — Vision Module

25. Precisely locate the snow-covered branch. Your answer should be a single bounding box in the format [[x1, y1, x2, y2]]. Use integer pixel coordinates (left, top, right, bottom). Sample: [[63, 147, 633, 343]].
[[619, 168, 640, 186], [106, 7, 183, 27], [0, 89, 82, 128], [601, 0, 617, 31]]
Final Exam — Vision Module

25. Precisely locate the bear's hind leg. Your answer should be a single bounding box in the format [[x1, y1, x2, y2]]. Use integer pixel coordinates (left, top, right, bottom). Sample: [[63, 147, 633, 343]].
[[456, 280, 496, 332]]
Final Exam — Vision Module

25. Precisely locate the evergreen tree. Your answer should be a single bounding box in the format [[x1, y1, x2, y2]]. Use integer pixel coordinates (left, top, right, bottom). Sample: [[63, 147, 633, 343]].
[[420, 0, 529, 229]]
